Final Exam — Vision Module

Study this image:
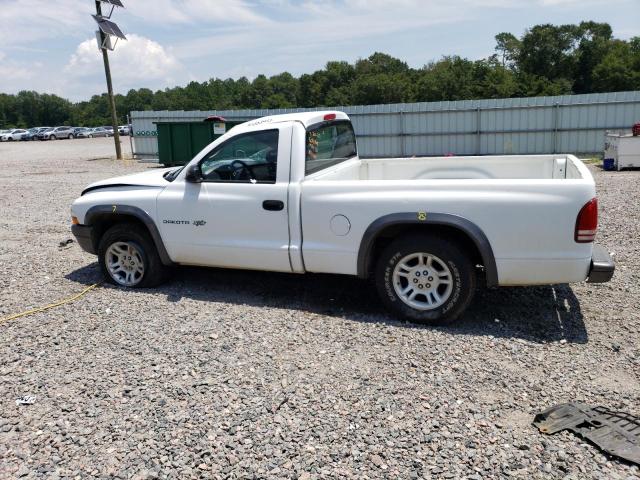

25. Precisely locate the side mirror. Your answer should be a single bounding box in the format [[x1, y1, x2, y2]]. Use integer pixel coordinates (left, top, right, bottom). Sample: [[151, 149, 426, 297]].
[[185, 163, 203, 183]]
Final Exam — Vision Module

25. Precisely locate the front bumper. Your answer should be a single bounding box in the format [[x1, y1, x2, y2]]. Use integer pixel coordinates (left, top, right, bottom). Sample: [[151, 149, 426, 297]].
[[586, 244, 615, 283], [71, 224, 96, 255]]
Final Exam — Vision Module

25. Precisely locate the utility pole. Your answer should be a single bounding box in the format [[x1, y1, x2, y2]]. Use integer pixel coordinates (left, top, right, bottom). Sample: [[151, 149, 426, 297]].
[[95, 0, 122, 160]]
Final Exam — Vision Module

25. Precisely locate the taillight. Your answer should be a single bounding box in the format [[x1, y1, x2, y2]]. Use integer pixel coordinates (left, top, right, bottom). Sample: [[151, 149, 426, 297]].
[[324, 113, 336, 121], [575, 198, 598, 243]]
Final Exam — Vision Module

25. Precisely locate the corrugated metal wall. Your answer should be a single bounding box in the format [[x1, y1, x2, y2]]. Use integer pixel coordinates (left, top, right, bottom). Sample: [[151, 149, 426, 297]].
[[131, 90, 640, 160]]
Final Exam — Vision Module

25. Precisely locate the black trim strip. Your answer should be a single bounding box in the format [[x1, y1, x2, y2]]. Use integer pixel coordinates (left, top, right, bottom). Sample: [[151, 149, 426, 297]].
[[71, 224, 95, 255], [82, 183, 160, 196], [84, 204, 174, 266], [356, 212, 499, 286], [586, 244, 615, 283]]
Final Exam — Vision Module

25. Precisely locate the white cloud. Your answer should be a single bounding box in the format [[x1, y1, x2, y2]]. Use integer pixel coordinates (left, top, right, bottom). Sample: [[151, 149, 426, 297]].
[[124, 0, 267, 25], [57, 34, 191, 99], [0, 54, 36, 82], [0, 0, 92, 48], [65, 34, 184, 83], [172, 0, 464, 60], [537, 0, 609, 4], [0, 65, 33, 81]]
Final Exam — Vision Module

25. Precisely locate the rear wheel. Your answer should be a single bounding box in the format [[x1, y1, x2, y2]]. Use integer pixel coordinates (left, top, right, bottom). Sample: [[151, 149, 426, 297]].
[[68, 134, 73, 139], [98, 224, 170, 288], [375, 234, 476, 325]]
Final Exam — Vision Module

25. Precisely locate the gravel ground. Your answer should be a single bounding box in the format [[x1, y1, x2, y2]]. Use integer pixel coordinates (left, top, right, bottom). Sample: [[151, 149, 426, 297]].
[[0, 139, 639, 479]]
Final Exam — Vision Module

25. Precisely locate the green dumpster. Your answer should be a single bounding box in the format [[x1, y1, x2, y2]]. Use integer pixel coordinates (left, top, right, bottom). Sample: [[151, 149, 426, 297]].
[[155, 117, 243, 166]]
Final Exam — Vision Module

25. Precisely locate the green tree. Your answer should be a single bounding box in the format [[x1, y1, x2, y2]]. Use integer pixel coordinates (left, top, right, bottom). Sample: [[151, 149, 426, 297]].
[[517, 23, 579, 82], [494, 32, 521, 67], [352, 73, 413, 104], [416, 56, 476, 101], [592, 39, 640, 92], [572, 21, 613, 93]]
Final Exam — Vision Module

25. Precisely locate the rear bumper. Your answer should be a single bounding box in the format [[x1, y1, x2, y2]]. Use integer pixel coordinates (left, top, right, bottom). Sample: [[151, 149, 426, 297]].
[[586, 244, 615, 283], [71, 224, 96, 255]]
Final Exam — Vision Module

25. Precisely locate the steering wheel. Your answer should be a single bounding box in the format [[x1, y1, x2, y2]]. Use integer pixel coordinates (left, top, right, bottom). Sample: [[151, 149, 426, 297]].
[[230, 160, 254, 181]]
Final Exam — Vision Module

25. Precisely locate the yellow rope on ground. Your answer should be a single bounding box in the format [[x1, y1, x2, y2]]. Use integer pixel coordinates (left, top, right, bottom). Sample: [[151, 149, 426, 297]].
[[0, 283, 101, 325]]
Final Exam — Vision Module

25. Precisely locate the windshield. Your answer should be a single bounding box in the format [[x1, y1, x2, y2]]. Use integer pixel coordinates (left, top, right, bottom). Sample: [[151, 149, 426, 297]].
[[305, 120, 357, 175]]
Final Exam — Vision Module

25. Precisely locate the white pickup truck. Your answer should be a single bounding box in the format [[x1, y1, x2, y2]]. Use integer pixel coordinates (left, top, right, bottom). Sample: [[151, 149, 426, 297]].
[[71, 111, 614, 324]]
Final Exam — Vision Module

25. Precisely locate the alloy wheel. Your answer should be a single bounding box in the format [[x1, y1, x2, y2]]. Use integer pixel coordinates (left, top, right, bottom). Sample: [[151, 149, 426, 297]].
[[105, 241, 145, 287], [392, 252, 453, 310]]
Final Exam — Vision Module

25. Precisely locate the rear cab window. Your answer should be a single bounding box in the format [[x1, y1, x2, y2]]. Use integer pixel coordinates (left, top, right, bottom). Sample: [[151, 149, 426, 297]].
[[305, 120, 357, 175]]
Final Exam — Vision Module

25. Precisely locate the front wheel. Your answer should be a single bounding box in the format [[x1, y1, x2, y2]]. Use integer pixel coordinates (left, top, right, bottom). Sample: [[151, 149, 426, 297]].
[[375, 234, 476, 325], [98, 224, 170, 288]]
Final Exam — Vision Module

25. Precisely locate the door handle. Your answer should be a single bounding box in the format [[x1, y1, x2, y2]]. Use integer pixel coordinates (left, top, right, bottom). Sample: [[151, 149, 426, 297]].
[[262, 200, 284, 211]]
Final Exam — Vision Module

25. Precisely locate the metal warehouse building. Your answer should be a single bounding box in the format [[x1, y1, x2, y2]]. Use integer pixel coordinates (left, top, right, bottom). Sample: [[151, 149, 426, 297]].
[[131, 90, 640, 161]]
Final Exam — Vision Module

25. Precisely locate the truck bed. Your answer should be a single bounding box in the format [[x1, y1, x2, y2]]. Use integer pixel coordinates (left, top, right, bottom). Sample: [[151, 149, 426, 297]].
[[300, 154, 595, 285], [309, 154, 586, 181]]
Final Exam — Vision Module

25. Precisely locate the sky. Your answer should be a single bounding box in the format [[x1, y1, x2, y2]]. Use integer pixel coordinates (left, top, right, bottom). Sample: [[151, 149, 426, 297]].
[[0, 0, 638, 102]]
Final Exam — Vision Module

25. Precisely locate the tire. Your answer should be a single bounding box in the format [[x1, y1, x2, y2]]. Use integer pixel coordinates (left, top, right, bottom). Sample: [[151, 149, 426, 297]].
[[375, 234, 476, 325], [98, 223, 170, 288], [68, 134, 73, 139], [50, 135, 56, 140], [88, 134, 93, 138]]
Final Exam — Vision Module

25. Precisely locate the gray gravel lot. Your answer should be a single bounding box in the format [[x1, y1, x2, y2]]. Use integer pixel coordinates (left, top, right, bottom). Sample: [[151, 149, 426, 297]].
[[0, 138, 639, 479]]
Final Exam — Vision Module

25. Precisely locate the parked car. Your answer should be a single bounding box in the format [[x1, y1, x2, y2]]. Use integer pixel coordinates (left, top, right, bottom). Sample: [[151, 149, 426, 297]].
[[102, 126, 115, 137], [70, 111, 614, 324], [53, 126, 75, 139], [21, 128, 37, 141], [73, 127, 91, 138], [1, 129, 28, 141], [21, 127, 46, 141], [38, 126, 74, 140], [36, 127, 54, 140], [118, 125, 130, 136], [88, 127, 110, 138]]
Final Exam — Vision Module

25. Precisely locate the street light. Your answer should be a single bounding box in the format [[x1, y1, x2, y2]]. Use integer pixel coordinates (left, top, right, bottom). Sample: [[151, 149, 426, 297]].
[[92, 0, 126, 160]]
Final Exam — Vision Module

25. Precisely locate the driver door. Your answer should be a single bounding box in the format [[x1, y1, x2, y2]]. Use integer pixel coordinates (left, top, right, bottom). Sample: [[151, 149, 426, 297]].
[[157, 124, 293, 272]]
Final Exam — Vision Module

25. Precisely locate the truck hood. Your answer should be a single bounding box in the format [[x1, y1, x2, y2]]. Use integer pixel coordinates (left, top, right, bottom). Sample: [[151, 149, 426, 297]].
[[82, 167, 175, 195]]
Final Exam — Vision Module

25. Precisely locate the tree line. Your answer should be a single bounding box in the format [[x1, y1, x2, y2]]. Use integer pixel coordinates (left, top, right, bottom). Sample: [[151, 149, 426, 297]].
[[1, 21, 638, 128]]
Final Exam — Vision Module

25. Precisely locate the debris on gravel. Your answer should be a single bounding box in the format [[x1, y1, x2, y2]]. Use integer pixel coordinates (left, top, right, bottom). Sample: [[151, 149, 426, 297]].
[[0, 139, 639, 479]]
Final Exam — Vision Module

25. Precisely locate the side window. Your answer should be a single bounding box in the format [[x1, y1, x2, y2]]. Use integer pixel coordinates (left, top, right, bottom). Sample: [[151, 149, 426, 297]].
[[305, 120, 357, 175], [200, 129, 279, 183]]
